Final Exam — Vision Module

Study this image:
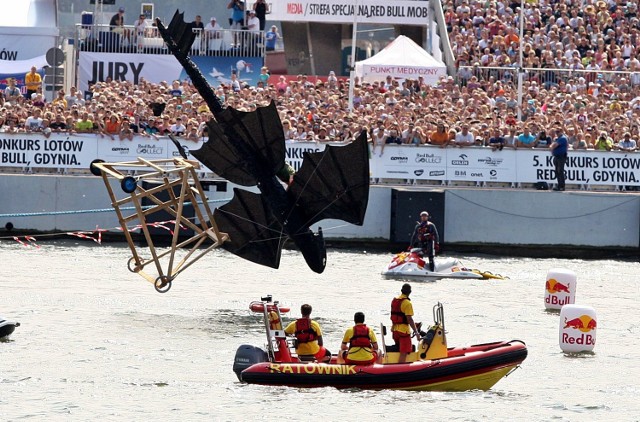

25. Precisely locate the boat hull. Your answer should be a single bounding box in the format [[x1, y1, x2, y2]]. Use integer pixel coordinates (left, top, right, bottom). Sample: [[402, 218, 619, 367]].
[[240, 340, 527, 391], [0, 320, 19, 339]]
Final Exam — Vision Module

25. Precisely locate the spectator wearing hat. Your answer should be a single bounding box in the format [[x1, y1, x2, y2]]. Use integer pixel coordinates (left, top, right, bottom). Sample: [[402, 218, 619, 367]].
[[109, 7, 131, 43], [247, 10, 260, 33], [205, 16, 222, 39]]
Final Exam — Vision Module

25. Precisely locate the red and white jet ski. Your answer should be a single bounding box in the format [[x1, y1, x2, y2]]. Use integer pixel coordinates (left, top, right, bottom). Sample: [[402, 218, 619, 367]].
[[382, 249, 506, 280]]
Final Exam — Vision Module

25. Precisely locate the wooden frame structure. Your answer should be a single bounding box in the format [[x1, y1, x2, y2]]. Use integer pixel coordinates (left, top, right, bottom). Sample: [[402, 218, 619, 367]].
[[91, 157, 228, 292]]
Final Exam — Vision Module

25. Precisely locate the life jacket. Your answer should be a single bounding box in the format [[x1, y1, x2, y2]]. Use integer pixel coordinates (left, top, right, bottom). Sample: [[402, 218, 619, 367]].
[[391, 297, 409, 324], [295, 318, 318, 344], [417, 222, 434, 243], [349, 324, 372, 349]]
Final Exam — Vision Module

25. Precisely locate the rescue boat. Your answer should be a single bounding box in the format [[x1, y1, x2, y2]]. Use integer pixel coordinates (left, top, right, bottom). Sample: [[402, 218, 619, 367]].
[[381, 249, 507, 280], [233, 297, 527, 391], [0, 315, 20, 339]]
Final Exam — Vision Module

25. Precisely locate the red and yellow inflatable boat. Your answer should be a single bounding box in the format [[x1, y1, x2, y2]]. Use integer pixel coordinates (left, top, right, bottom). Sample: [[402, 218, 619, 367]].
[[233, 297, 527, 391]]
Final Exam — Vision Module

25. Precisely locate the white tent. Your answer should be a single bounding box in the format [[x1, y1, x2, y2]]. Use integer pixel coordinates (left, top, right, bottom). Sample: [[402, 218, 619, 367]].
[[355, 35, 446, 85]]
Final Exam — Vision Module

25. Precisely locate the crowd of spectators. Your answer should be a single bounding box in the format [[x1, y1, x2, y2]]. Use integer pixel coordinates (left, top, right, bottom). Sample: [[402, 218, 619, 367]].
[[447, 0, 640, 73], [0, 70, 638, 154], [2, 0, 640, 153]]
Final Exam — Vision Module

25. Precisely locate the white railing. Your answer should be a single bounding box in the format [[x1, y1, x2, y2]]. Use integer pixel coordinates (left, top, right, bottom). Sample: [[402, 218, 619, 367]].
[[456, 65, 640, 87], [75, 24, 266, 57]]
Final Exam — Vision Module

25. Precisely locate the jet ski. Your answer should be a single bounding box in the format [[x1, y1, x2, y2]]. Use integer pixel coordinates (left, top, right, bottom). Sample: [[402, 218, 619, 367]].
[[382, 249, 506, 280], [0, 316, 20, 339]]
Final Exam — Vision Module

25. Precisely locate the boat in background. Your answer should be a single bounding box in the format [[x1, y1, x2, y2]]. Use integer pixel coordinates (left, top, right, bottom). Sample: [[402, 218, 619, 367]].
[[233, 296, 527, 391], [382, 249, 507, 280], [0, 316, 20, 339]]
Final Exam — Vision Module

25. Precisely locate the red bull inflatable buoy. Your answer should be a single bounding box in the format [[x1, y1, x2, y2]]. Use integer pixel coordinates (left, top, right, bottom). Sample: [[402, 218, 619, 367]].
[[544, 268, 577, 310], [559, 304, 597, 353]]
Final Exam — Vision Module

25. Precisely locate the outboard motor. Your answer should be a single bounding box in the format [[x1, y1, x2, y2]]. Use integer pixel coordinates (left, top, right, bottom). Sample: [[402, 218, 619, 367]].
[[0, 316, 20, 339], [233, 345, 268, 381]]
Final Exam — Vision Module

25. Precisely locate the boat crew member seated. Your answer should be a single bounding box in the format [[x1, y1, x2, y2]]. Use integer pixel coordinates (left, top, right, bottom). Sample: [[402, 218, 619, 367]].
[[284, 304, 331, 363], [340, 312, 380, 365], [391, 283, 422, 363], [410, 211, 440, 272]]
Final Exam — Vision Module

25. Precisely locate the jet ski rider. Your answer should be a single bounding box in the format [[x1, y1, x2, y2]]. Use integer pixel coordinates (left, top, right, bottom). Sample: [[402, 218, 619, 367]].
[[410, 211, 440, 272]]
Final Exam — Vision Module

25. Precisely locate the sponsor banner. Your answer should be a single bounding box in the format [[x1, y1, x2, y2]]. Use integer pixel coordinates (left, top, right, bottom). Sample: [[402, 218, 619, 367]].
[[1, 133, 638, 187], [271, 0, 429, 25], [95, 138, 204, 164], [78, 53, 264, 92], [375, 146, 447, 180], [445, 148, 516, 182], [369, 146, 640, 186]]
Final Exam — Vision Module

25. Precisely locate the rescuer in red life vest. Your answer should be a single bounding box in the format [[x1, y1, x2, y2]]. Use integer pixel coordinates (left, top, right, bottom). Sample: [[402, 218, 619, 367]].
[[391, 283, 422, 363], [410, 211, 440, 272], [284, 304, 331, 363], [340, 312, 380, 365]]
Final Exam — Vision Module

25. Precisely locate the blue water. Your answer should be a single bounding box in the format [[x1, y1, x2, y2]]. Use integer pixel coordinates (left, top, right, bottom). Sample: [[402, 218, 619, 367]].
[[1, 241, 639, 421]]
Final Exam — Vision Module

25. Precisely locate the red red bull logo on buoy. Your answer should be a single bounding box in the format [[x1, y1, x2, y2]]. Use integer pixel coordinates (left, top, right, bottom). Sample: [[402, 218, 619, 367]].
[[546, 278, 570, 294], [563, 315, 597, 333]]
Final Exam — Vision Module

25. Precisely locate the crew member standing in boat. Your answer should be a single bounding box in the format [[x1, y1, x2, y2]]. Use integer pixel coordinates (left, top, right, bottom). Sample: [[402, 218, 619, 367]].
[[410, 211, 440, 272], [340, 312, 379, 365], [391, 284, 422, 363], [284, 304, 331, 363]]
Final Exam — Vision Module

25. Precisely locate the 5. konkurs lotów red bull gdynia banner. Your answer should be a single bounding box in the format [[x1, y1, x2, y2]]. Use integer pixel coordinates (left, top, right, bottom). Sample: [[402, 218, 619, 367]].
[[0, 133, 638, 187]]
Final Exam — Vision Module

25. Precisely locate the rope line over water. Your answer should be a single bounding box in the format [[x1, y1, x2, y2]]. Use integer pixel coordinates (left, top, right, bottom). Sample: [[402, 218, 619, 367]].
[[0, 198, 232, 219]]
